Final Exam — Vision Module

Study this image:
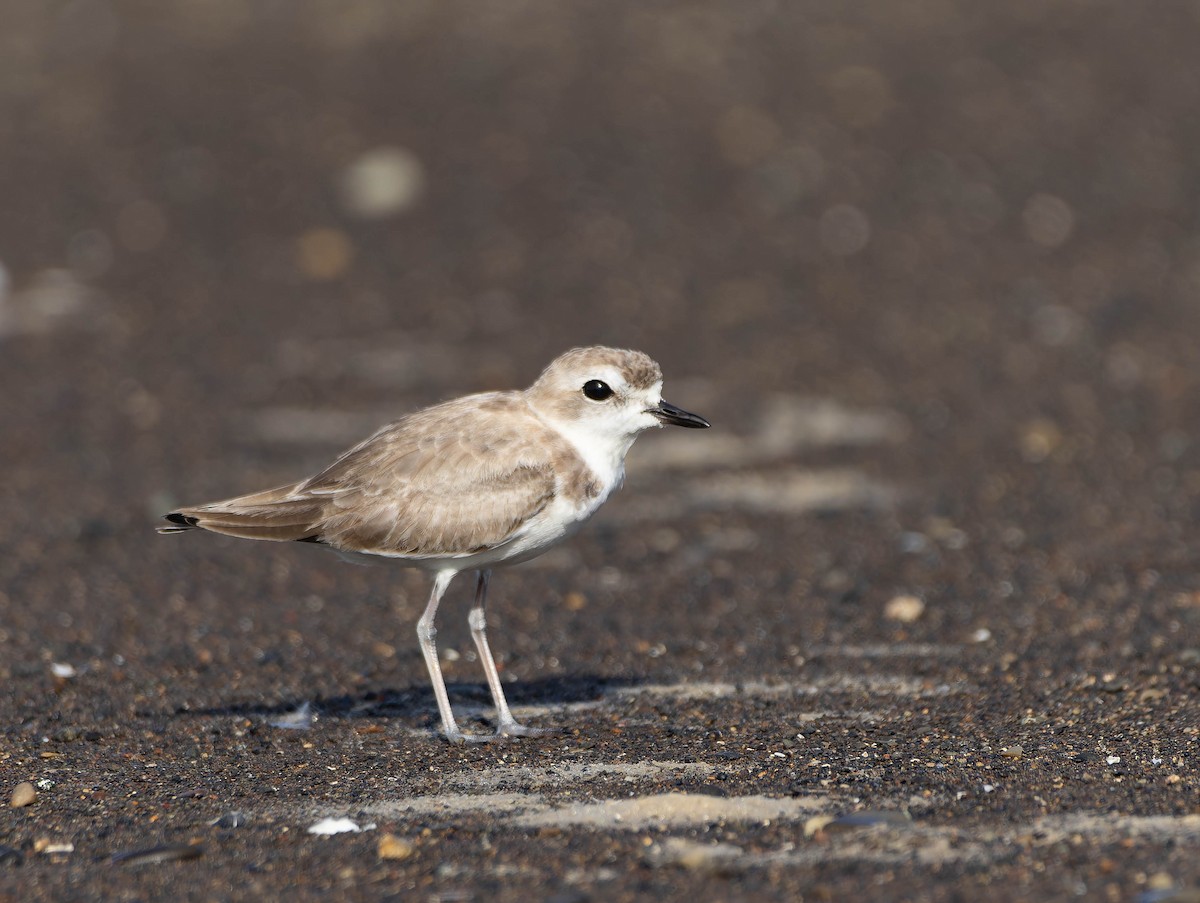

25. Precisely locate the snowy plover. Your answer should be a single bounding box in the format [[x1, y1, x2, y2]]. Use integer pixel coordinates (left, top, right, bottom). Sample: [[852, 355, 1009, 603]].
[[160, 346, 709, 743]]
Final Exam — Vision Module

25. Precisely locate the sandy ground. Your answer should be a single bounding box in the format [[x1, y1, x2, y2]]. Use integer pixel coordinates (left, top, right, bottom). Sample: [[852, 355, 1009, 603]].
[[3, 2, 1200, 900]]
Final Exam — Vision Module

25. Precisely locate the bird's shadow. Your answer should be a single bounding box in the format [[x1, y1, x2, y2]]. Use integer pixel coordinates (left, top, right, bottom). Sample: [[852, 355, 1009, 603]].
[[177, 674, 644, 729]]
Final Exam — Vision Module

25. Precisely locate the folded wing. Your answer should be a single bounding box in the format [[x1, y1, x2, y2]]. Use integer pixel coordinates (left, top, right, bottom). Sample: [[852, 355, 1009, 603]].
[[160, 394, 561, 558]]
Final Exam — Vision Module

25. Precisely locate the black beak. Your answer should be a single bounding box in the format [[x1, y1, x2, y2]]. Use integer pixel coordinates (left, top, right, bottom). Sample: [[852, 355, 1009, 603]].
[[650, 400, 710, 429]]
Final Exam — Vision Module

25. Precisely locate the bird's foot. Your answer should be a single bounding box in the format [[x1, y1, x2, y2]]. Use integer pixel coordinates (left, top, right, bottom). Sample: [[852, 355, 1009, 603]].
[[439, 725, 504, 744], [441, 727, 497, 745], [440, 720, 558, 743], [495, 720, 558, 739]]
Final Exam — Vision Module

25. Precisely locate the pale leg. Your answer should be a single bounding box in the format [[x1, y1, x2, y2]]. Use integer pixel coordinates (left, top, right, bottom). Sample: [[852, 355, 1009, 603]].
[[416, 569, 488, 744], [468, 569, 555, 737]]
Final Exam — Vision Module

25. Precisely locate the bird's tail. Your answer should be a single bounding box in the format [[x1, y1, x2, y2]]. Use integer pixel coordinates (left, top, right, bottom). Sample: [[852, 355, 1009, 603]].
[[158, 484, 325, 542]]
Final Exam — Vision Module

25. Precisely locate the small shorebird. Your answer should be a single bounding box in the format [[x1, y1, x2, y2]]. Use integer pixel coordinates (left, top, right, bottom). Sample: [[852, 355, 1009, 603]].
[[160, 346, 709, 743]]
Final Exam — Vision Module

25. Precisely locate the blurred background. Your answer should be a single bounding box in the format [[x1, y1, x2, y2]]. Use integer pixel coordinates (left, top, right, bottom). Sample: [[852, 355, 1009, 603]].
[[3, 0, 1200, 694]]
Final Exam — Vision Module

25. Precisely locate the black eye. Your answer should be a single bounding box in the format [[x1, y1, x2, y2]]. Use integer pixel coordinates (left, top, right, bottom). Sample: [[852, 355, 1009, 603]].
[[582, 379, 614, 401]]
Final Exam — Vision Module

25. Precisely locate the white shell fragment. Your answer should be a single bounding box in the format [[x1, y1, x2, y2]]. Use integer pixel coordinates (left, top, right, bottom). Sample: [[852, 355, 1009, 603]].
[[307, 817, 373, 836], [268, 701, 314, 730]]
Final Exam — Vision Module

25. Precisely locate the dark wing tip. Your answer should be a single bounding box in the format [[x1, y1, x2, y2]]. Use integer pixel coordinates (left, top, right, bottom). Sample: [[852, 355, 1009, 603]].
[[157, 511, 199, 534]]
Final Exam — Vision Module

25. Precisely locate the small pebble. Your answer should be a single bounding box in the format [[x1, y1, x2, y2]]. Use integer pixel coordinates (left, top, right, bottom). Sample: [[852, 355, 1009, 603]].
[[803, 815, 834, 838], [211, 811, 248, 829], [1019, 418, 1062, 462], [824, 809, 912, 834], [1000, 745, 1024, 759], [338, 147, 425, 219], [111, 844, 203, 867], [10, 782, 36, 808], [646, 837, 744, 874], [35, 840, 74, 856], [884, 595, 925, 623], [295, 229, 352, 281], [1177, 649, 1200, 666], [377, 833, 415, 861]]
